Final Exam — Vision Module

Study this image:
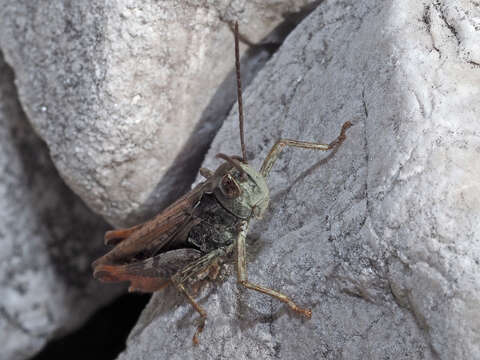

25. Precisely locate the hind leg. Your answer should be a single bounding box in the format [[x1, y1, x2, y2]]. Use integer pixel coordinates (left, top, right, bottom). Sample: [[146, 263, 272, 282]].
[[171, 246, 232, 344]]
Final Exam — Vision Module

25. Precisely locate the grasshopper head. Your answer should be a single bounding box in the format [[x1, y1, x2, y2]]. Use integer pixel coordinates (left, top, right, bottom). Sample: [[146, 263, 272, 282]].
[[212, 155, 269, 219]]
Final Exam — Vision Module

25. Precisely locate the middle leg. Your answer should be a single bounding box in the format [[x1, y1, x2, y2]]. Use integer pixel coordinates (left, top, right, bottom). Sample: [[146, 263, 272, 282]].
[[235, 220, 312, 318]]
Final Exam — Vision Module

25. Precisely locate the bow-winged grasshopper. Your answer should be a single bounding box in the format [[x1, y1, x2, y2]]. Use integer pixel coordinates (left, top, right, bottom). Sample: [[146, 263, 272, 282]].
[[92, 22, 351, 344]]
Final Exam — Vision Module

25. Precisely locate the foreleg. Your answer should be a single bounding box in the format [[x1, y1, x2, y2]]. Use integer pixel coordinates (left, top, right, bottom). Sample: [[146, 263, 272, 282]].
[[260, 121, 352, 177]]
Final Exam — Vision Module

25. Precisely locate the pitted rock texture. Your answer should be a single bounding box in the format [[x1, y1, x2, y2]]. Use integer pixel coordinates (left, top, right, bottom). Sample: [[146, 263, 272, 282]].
[[0, 55, 120, 360], [117, 0, 480, 359], [0, 0, 317, 227]]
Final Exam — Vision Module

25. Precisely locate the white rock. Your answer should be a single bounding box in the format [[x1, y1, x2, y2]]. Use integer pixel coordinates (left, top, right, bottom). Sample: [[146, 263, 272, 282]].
[[117, 0, 480, 358], [0, 56, 121, 360]]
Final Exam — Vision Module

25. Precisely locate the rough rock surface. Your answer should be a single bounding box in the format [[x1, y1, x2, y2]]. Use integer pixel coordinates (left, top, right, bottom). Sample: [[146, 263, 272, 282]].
[[0, 0, 317, 227], [118, 0, 480, 359], [0, 55, 120, 360]]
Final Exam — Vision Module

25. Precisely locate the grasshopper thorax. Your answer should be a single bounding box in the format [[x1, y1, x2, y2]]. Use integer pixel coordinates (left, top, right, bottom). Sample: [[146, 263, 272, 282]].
[[212, 156, 269, 220]]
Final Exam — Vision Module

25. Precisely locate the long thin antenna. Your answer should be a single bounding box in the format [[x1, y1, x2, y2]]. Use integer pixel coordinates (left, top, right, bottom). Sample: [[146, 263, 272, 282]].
[[234, 21, 247, 163]]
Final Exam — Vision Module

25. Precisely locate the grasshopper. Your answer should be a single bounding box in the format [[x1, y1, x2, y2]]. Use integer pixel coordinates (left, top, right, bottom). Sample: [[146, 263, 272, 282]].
[[92, 22, 351, 344]]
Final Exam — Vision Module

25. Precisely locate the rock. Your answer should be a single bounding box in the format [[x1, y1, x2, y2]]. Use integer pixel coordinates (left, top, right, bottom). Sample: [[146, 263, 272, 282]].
[[0, 0, 317, 227], [0, 55, 120, 360], [117, 0, 480, 359]]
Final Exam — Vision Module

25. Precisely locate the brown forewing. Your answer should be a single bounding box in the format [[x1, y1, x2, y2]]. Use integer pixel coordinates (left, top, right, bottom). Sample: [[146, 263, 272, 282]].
[[92, 178, 217, 269]]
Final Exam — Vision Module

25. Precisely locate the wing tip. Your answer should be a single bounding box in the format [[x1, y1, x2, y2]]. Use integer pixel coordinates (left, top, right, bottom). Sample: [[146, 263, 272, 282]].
[[93, 264, 121, 282], [93, 263, 170, 293]]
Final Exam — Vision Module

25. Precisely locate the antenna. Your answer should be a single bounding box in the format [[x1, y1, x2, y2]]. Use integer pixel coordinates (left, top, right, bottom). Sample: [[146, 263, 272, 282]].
[[234, 21, 247, 163]]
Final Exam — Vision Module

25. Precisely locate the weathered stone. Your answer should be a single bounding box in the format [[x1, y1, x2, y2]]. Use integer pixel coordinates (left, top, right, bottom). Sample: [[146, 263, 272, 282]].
[[0, 0, 317, 227], [117, 0, 480, 359], [0, 55, 120, 360]]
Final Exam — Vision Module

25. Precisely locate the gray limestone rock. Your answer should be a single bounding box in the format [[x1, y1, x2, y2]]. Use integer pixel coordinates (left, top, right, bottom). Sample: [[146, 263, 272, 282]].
[[0, 55, 120, 360], [0, 0, 317, 227], [117, 0, 480, 359]]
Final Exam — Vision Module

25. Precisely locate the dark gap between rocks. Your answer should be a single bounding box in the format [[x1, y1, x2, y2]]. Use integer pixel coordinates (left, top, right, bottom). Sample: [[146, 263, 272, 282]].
[[32, 294, 150, 360]]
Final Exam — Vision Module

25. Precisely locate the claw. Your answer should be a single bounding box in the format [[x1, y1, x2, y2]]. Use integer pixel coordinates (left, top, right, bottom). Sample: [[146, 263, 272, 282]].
[[328, 121, 353, 149], [192, 317, 205, 345], [301, 308, 312, 319]]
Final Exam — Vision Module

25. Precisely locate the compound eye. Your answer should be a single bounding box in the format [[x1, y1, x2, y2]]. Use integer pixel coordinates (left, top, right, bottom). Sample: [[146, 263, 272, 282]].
[[220, 174, 241, 198]]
